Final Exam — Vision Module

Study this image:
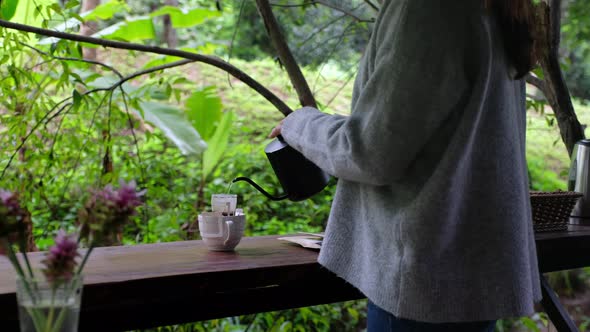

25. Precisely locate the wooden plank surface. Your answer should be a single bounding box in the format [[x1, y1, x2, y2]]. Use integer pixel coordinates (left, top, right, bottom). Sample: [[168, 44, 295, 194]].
[[0, 236, 320, 293], [536, 225, 590, 273], [0, 236, 363, 331], [1, 226, 590, 331]]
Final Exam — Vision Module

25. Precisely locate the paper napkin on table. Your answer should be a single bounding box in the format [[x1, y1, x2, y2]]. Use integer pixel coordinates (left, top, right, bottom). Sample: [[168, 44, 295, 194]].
[[278, 233, 324, 250]]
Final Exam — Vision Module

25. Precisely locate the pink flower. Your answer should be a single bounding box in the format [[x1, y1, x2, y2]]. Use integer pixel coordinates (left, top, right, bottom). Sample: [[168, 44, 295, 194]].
[[114, 180, 146, 212], [97, 185, 117, 201], [77, 180, 146, 246], [0, 190, 20, 211], [0, 190, 24, 241], [42, 230, 80, 283]]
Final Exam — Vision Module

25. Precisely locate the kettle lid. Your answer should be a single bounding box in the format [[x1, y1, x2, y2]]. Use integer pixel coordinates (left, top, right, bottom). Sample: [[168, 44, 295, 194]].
[[265, 136, 289, 153]]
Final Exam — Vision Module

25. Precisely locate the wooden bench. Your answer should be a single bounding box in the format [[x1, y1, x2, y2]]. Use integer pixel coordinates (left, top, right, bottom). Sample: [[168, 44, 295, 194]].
[[1, 226, 590, 332]]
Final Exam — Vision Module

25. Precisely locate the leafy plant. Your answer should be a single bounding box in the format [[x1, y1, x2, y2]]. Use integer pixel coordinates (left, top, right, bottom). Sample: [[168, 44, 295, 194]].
[[2, 1, 588, 331], [0, 182, 144, 332], [0, 0, 19, 21]]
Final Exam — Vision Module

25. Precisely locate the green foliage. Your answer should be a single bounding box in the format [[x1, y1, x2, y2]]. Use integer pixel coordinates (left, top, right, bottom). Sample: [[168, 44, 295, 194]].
[[83, 0, 127, 21], [0, 0, 19, 21], [0, 0, 231, 246], [0, 2, 362, 328], [562, 0, 590, 101], [140, 101, 207, 156], [519, 317, 541, 332], [83, 2, 221, 42], [186, 87, 224, 141], [93, 16, 157, 41], [2, 1, 589, 331], [47, 0, 221, 45], [116, 0, 374, 69], [202, 109, 233, 178], [150, 6, 221, 29], [214, 0, 373, 70], [130, 300, 367, 332], [528, 158, 567, 191]]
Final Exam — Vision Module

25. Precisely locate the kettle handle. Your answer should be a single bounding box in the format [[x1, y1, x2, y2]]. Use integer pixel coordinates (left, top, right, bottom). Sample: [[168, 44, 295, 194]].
[[232, 177, 289, 201]]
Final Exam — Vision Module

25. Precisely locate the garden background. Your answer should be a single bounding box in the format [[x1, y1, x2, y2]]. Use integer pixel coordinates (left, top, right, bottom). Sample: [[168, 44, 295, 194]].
[[1, 0, 590, 331]]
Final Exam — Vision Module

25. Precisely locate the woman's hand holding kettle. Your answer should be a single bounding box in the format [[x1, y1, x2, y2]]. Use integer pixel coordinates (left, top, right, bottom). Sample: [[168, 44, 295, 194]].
[[232, 116, 330, 202], [268, 119, 285, 139]]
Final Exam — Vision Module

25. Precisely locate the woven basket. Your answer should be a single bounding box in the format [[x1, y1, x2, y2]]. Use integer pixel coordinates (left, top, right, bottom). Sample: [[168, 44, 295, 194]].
[[530, 191, 583, 232]]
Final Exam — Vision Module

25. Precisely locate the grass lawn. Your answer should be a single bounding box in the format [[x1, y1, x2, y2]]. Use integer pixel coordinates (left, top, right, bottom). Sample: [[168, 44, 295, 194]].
[[526, 99, 590, 191]]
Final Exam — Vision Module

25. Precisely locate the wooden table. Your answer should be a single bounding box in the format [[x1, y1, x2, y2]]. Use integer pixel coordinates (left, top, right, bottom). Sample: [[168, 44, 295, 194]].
[[533, 225, 590, 332], [1, 226, 589, 332]]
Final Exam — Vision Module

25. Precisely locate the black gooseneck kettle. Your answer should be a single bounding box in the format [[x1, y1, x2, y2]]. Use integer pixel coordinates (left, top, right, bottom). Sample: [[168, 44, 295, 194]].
[[232, 136, 331, 201]]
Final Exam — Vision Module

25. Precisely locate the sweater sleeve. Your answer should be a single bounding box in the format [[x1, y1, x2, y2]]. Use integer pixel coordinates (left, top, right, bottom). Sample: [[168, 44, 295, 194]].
[[281, 1, 478, 185]]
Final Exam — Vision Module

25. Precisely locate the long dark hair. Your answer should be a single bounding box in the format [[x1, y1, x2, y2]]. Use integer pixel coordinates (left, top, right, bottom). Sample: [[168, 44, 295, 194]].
[[485, 0, 538, 79]]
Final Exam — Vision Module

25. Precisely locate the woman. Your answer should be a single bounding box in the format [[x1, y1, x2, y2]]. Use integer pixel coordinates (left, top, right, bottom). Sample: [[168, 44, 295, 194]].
[[270, 0, 541, 331]]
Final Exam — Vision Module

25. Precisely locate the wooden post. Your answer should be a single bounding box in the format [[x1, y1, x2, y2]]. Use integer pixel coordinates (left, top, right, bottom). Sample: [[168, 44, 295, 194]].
[[80, 0, 99, 61], [162, 0, 179, 48]]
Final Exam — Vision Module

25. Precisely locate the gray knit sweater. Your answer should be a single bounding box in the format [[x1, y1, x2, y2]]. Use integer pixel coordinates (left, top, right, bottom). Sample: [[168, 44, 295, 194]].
[[281, 0, 542, 323]]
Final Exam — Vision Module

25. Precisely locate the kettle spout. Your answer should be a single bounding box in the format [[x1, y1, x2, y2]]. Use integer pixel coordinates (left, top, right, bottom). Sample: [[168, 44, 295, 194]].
[[232, 177, 289, 201]]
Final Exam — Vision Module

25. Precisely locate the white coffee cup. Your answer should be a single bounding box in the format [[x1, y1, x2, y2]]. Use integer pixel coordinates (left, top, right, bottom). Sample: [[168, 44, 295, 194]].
[[198, 212, 246, 251], [211, 194, 238, 215]]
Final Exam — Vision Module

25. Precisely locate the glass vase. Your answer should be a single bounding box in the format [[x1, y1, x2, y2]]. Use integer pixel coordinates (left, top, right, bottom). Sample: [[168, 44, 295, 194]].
[[16, 275, 83, 332]]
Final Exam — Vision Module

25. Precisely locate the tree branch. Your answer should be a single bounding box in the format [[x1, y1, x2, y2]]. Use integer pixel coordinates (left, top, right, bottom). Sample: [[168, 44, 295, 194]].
[[271, 1, 375, 23], [549, 0, 562, 58], [20, 42, 124, 79], [0, 101, 72, 179], [255, 0, 318, 109], [297, 13, 348, 49], [363, 0, 380, 12], [106, 59, 195, 90], [0, 19, 293, 116], [534, 1, 585, 156], [525, 73, 548, 97], [50, 59, 196, 121], [227, 0, 247, 88], [2, 58, 195, 179]]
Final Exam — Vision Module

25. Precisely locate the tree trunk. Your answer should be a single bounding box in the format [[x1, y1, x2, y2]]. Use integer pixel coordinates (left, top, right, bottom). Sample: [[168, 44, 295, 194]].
[[162, 0, 179, 48], [23, 210, 38, 252], [255, 0, 318, 109], [80, 0, 100, 61], [535, 0, 585, 157]]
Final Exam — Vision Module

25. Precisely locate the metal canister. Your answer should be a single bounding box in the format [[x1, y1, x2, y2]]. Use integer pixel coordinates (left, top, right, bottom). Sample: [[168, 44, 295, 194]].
[[569, 139, 590, 224]]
